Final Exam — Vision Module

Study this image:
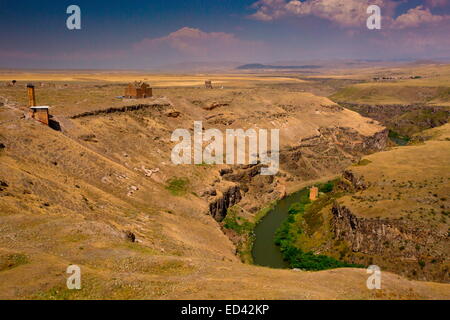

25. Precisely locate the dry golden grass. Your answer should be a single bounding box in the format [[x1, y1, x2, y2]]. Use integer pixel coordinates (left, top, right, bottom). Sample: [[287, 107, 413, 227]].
[[327, 125, 450, 282], [341, 124, 450, 221], [0, 69, 449, 299], [309, 64, 450, 106], [0, 71, 306, 87]]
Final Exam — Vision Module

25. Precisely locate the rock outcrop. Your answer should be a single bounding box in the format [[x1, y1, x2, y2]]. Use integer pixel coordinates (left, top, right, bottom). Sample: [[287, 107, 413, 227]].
[[341, 170, 367, 191], [333, 203, 433, 255], [280, 126, 388, 181], [339, 103, 450, 137], [70, 103, 172, 119], [331, 202, 449, 282], [208, 185, 242, 221]]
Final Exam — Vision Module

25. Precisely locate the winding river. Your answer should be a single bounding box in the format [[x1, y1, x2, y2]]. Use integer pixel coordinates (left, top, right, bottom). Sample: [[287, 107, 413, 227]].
[[252, 188, 309, 269]]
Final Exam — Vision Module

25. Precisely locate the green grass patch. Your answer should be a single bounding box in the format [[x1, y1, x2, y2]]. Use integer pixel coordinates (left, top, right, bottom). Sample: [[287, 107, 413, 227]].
[[353, 159, 372, 167], [33, 286, 81, 300], [223, 208, 254, 236], [222, 206, 257, 264], [195, 161, 212, 167], [165, 177, 190, 196], [0, 253, 29, 271], [121, 242, 159, 255]]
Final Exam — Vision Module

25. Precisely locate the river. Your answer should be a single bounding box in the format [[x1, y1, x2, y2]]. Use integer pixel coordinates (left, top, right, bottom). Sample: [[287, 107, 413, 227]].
[[252, 188, 309, 269]]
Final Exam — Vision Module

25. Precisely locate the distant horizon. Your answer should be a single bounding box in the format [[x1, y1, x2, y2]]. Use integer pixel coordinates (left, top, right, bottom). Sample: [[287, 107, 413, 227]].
[[2, 57, 450, 73], [2, 1, 450, 69]]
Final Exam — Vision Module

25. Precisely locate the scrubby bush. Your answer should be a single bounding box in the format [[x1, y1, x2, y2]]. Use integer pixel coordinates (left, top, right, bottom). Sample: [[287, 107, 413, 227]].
[[319, 182, 334, 193], [165, 177, 189, 196]]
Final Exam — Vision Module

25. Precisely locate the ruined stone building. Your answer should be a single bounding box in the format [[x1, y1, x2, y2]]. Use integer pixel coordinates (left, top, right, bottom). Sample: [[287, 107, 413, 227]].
[[124, 82, 153, 99], [309, 187, 319, 201], [26, 83, 50, 126], [29, 106, 50, 125], [27, 84, 36, 107]]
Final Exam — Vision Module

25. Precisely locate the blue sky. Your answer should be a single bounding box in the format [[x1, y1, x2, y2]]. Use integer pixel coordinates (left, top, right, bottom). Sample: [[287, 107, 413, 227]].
[[1, 0, 450, 69]]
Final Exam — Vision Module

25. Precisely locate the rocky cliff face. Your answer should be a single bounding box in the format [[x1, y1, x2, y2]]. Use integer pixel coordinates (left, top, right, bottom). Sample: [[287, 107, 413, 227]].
[[339, 103, 450, 137], [331, 202, 449, 282], [208, 185, 242, 222], [206, 125, 388, 224], [340, 103, 448, 120], [70, 103, 172, 119], [280, 126, 388, 182], [341, 170, 367, 191], [360, 128, 389, 152], [331, 203, 446, 256]]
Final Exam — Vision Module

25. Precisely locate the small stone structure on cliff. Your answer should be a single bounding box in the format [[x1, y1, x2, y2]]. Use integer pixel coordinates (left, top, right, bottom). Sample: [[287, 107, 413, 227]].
[[124, 81, 153, 99], [29, 106, 50, 126], [309, 187, 319, 201], [26, 84, 50, 126], [27, 84, 36, 107]]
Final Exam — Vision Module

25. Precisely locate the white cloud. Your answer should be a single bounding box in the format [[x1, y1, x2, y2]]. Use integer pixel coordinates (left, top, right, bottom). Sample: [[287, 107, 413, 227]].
[[249, 0, 449, 29], [250, 0, 397, 27], [133, 27, 265, 60], [391, 5, 450, 29]]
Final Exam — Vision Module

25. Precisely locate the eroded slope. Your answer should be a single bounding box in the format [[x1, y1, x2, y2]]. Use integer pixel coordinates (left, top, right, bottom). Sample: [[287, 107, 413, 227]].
[[0, 84, 448, 299]]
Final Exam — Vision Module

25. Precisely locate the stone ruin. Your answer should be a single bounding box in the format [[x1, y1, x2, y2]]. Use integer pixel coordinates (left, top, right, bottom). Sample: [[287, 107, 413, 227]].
[[124, 81, 153, 99], [309, 186, 319, 201]]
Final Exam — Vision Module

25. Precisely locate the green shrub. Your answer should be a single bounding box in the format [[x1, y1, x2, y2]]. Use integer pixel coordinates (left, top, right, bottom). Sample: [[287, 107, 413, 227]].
[[276, 230, 363, 271], [388, 130, 410, 145], [223, 217, 253, 235], [165, 177, 189, 196], [223, 207, 254, 235], [288, 202, 307, 215]]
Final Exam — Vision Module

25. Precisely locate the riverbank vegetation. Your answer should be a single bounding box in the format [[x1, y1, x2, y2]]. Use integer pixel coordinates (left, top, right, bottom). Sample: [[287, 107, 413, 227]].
[[388, 130, 410, 146], [222, 201, 277, 264], [274, 181, 364, 271]]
